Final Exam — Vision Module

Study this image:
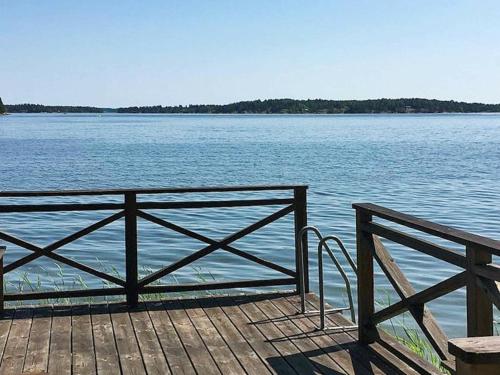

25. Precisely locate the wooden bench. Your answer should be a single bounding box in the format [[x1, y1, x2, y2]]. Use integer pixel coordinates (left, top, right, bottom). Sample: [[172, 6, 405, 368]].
[[449, 336, 500, 375]]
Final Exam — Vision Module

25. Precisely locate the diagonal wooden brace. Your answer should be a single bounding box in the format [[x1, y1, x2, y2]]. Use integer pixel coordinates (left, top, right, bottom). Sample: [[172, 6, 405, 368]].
[[138, 204, 295, 287]]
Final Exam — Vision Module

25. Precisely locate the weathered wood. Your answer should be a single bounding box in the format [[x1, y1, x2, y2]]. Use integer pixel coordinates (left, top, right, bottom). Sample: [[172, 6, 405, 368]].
[[449, 336, 500, 363], [476, 276, 500, 310], [138, 204, 294, 287], [0, 292, 458, 375], [271, 296, 382, 375], [23, 307, 51, 374], [301, 293, 442, 375], [466, 243, 493, 337], [363, 221, 466, 268], [371, 271, 467, 325], [180, 299, 245, 374], [129, 304, 171, 375], [353, 203, 500, 255], [0, 310, 13, 369], [0, 308, 33, 375], [255, 298, 348, 374], [372, 236, 451, 361], [6, 210, 125, 272], [138, 197, 295, 210], [294, 186, 309, 293], [0, 230, 125, 286], [91, 304, 121, 375], [0, 202, 124, 213], [217, 297, 297, 374], [137, 210, 296, 277], [281, 294, 398, 375], [72, 305, 97, 375], [197, 298, 272, 375], [109, 303, 147, 375], [125, 192, 138, 307], [141, 278, 295, 294], [474, 263, 500, 282], [163, 299, 221, 375], [236, 297, 320, 374], [0, 184, 306, 197], [356, 209, 375, 344], [146, 301, 197, 375], [4, 286, 124, 301], [48, 307, 72, 375], [0, 185, 305, 304], [449, 336, 500, 375]]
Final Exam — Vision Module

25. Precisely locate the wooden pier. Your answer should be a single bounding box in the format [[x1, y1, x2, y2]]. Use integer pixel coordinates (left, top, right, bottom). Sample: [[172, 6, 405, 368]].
[[0, 186, 498, 374], [1, 292, 444, 375]]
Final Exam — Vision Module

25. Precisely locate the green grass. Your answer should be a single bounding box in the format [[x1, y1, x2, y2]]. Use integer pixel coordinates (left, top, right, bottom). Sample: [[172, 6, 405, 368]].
[[4, 260, 220, 307]]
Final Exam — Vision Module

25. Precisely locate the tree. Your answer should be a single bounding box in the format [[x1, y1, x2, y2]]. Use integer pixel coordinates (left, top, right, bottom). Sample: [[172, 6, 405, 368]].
[[0, 97, 5, 114]]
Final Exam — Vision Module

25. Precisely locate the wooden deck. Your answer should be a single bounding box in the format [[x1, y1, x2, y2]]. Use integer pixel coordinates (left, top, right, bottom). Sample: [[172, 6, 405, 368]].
[[0, 292, 442, 375]]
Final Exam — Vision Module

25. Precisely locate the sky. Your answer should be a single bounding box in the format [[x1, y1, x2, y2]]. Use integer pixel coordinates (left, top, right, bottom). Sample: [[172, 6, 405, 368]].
[[1, 0, 500, 107]]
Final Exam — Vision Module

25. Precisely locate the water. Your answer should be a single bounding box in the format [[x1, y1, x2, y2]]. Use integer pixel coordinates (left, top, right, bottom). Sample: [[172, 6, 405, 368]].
[[1, 113, 499, 338]]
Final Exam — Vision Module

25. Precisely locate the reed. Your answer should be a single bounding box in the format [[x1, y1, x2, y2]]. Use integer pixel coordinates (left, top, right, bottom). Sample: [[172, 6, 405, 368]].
[[4, 259, 219, 306]]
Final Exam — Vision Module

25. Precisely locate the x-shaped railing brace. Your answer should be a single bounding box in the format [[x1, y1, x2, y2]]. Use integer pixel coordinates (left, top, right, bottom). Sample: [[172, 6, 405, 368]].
[[137, 204, 296, 287], [0, 211, 125, 286]]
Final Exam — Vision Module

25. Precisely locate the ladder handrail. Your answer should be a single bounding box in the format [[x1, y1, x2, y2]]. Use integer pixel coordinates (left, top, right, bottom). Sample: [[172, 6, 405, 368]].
[[297, 226, 324, 313], [318, 236, 356, 325], [297, 226, 357, 330]]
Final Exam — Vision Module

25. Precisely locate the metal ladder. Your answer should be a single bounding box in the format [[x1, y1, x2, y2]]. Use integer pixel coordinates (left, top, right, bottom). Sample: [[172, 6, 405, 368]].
[[298, 226, 358, 331]]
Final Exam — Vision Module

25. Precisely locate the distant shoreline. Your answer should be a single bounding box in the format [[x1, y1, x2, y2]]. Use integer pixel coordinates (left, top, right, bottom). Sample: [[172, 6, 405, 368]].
[[5, 98, 500, 114], [4, 112, 500, 116]]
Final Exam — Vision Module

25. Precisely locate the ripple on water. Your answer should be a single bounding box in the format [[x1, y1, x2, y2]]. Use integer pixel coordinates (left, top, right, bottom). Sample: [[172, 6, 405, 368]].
[[1, 113, 500, 337]]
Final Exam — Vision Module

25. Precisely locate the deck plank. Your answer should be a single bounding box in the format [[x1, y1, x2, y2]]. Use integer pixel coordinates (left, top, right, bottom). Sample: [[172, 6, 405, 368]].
[[253, 297, 347, 374], [72, 305, 97, 375], [163, 299, 221, 375], [48, 306, 72, 375], [23, 306, 52, 374], [0, 292, 447, 375], [0, 310, 14, 369], [109, 303, 147, 375], [0, 308, 33, 375], [298, 293, 440, 375], [217, 296, 298, 375], [180, 298, 247, 375], [146, 301, 197, 375], [91, 304, 121, 375], [129, 304, 171, 375], [197, 297, 272, 375], [277, 296, 395, 375], [234, 295, 323, 374]]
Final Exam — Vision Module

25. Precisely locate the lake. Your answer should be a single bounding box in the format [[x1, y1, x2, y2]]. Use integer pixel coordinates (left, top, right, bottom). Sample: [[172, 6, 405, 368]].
[[1, 113, 499, 338]]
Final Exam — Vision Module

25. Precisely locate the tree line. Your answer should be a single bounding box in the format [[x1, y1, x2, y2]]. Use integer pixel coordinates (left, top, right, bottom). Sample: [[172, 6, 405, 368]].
[[5, 103, 104, 113], [118, 98, 500, 113], [3, 98, 500, 114]]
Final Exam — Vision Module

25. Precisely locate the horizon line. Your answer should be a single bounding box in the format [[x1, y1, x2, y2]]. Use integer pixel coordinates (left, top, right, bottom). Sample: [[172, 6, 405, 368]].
[[5, 97, 500, 108]]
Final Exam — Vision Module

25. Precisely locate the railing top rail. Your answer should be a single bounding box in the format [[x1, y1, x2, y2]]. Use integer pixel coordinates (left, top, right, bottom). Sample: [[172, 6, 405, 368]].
[[0, 184, 308, 198], [353, 202, 500, 254]]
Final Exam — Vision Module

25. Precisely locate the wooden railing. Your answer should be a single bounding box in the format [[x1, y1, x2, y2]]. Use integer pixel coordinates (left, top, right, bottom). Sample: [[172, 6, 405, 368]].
[[0, 185, 309, 307], [353, 203, 500, 371]]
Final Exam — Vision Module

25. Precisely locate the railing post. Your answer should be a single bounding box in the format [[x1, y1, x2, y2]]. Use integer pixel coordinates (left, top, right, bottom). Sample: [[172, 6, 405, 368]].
[[466, 243, 492, 337], [125, 192, 138, 307], [294, 186, 308, 294], [356, 208, 375, 344], [0, 246, 4, 314]]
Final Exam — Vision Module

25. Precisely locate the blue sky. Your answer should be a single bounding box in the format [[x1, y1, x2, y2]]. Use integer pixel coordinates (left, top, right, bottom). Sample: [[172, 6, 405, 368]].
[[1, 1, 500, 106]]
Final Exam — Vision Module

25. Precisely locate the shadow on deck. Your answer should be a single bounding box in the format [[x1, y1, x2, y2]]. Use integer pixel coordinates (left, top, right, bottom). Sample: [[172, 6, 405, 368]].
[[0, 292, 441, 375]]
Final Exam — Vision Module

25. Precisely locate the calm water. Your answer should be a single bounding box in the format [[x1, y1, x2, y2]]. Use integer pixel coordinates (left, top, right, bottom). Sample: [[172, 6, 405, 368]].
[[1, 113, 500, 337]]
